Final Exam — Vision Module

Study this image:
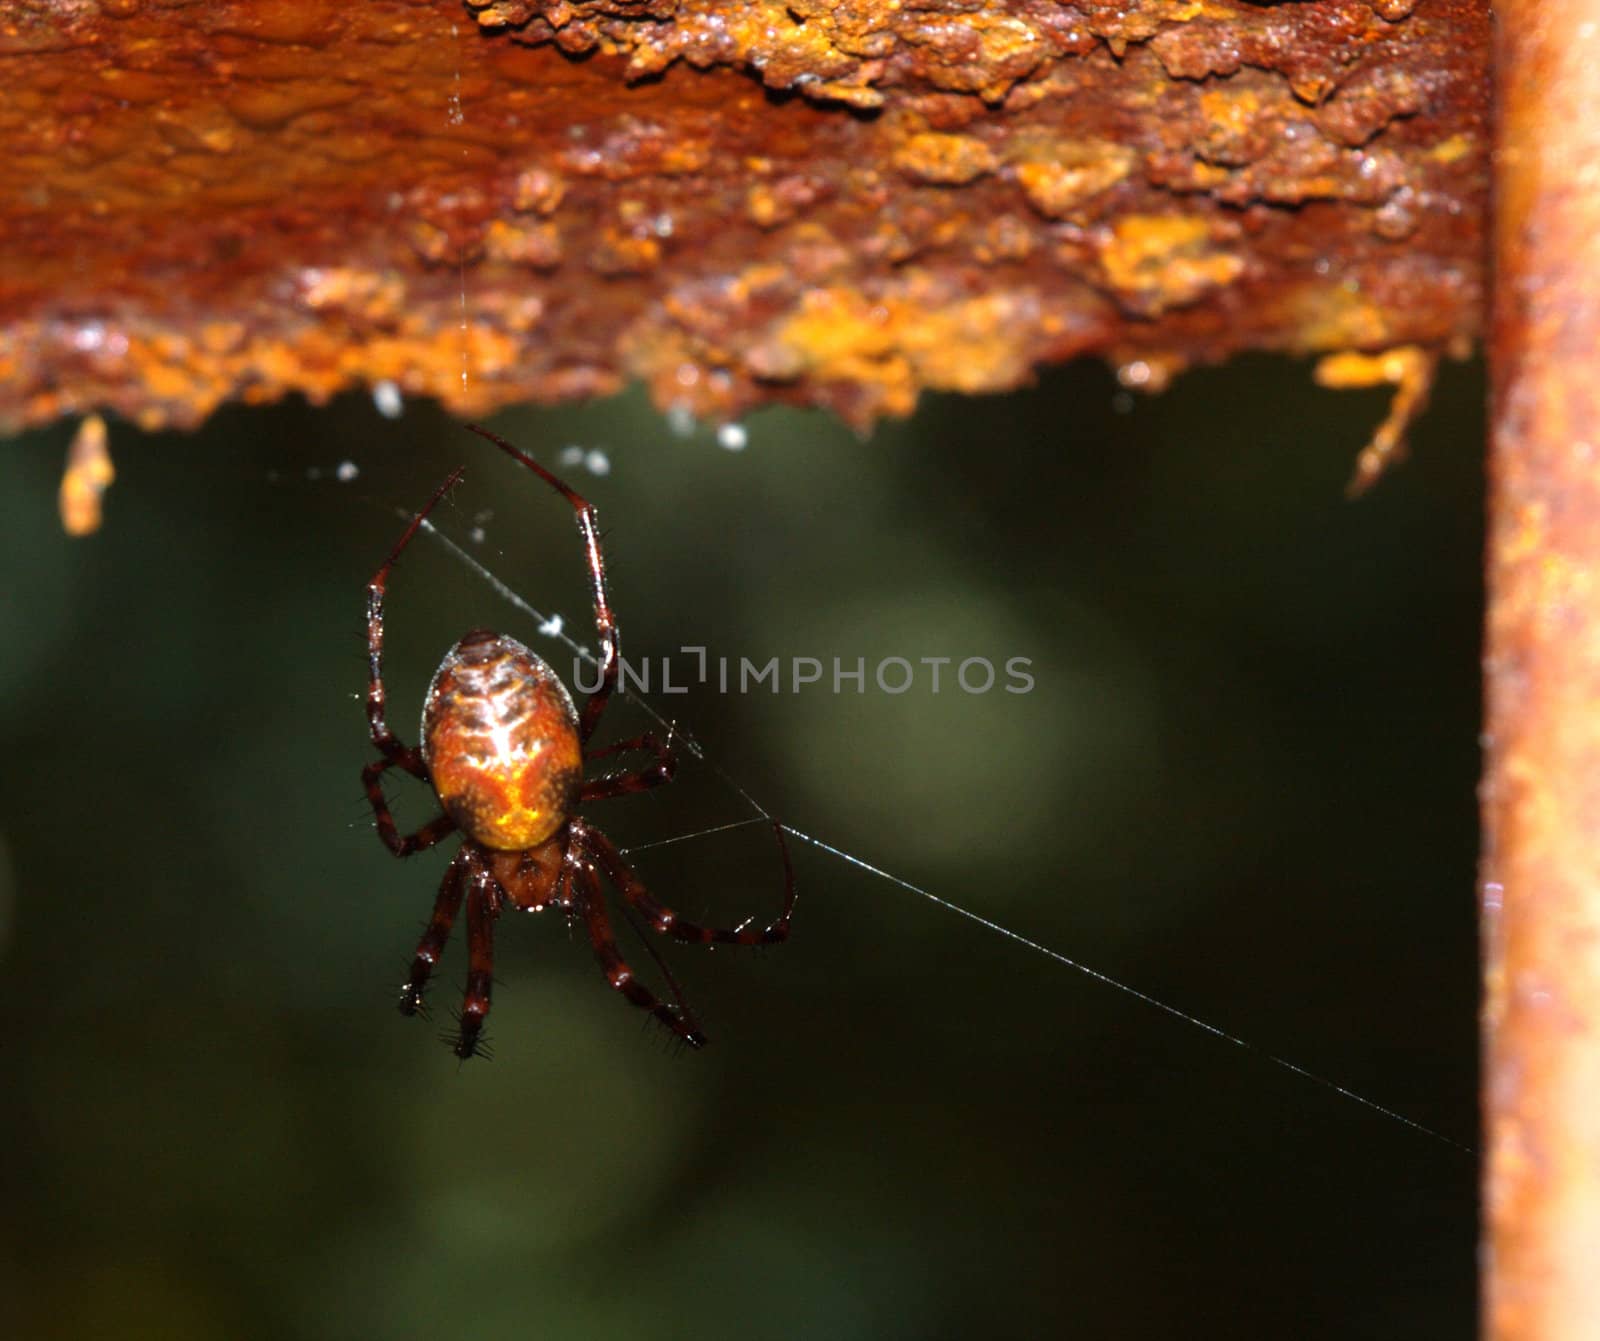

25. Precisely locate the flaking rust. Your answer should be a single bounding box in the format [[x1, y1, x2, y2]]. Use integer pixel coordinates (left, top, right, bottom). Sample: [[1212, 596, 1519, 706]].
[[1314, 343, 1449, 495], [57, 413, 114, 535], [0, 0, 1487, 435]]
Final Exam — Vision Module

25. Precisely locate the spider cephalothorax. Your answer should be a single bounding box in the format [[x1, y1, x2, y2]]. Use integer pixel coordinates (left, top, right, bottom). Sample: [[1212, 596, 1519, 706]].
[[361, 425, 795, 1059]]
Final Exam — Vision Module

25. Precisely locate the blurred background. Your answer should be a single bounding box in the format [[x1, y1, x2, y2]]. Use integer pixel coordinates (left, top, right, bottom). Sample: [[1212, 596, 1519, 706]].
[[0, 355, 1479, 1339]]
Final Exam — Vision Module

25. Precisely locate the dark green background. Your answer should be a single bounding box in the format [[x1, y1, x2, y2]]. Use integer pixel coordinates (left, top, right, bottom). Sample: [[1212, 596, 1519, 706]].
[[1, 357, 1479, 1339]]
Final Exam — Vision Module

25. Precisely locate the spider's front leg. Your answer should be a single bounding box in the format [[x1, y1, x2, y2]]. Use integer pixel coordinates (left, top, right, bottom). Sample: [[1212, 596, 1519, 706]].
[[362, 467, 464, 858], [463, 423, 619, 743], [366, 466, 465, 763]]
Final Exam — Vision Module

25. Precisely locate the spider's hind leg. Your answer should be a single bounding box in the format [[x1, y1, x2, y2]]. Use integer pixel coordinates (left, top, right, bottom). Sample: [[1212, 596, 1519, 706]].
[[580, 730, 678, 803], [399, 849, 467, 1017], [575, 861, 707, 1049], [580, 819, 796, 947], [451, 858, 503, 1061]]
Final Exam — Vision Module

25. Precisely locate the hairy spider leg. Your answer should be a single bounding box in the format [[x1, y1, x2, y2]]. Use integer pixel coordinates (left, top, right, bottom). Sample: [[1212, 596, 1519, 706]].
[[399, 852, 468, 1017], [576, 819, 796, 947], [573, 852, 707, 1048], [615, 898, 709, 1046], [464, 423, 618, 744], [453, 856, 503, 1060], [363, 473, 464, 865], [580, 731, 678, 803], [366, 465, 466, 764], [364, 755, 459, 857]]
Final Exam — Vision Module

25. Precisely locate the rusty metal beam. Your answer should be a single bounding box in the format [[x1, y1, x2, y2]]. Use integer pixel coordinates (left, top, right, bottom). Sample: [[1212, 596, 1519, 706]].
[[1485, 3, 1600, 1337], [0, 0, 1488, 436]]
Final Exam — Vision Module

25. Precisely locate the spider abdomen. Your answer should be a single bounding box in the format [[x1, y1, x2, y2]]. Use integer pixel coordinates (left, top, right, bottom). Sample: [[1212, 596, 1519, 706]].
[[421, 630, 582, 851]]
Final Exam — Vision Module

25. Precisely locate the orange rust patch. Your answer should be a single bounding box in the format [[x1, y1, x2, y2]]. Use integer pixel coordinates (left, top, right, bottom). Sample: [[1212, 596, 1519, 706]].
[[1093, 215, 1246, 316], [58, 413, 114, 536], [1313, 343, 1443, 496]]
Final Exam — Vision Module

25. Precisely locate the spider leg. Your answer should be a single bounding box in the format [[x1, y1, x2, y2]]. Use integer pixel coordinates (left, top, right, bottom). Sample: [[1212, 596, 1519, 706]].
[[580, 730, 677, 802], [615, 897, 708, 1042], [367, 466, 465, 761], [399, 849, 468, 1017], [452, 855, 503, 1061], [363, 756, 458, 856], [574, 818, 796, 946], [572, 854, 706, 1048], [464, 423, 618, 745]]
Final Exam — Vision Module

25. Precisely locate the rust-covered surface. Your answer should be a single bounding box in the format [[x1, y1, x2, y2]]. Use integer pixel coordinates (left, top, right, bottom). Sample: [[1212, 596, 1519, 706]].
[[0, 0, 1488, 434], [1485, 3, 1600, 1339]]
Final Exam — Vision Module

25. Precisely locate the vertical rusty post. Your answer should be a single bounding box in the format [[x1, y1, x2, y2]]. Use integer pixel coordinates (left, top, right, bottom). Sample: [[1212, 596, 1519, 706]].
[[1486, 3, 1600, 1338]]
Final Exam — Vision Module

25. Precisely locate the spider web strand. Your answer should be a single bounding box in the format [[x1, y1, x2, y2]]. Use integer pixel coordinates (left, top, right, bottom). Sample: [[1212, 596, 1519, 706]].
[[620, 818, 769, 858], [780, 825, 1472, 1156]]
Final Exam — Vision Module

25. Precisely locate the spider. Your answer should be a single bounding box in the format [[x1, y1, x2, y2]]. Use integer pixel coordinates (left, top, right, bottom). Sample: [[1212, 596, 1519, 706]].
[[361, 423, 795, 1059]]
